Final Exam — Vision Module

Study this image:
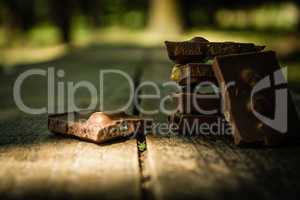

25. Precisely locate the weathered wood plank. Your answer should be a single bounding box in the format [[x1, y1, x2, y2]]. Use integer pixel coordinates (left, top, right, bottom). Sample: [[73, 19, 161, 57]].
[[211, 137, 300, 199], [145, 135, 300, 200], [145, 136, 239, 200], [0, 115, 141, 200], [0, 46, 145, 200]]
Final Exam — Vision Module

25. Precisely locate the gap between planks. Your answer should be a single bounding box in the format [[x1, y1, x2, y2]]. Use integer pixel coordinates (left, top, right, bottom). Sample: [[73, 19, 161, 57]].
[[132, 59, 154, 200]]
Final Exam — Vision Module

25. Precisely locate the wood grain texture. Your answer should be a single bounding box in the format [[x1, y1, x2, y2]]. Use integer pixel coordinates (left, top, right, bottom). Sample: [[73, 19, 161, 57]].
[[145, 135, 237, 200], [0, 46, 146, 200], [0, 115, 141, 200], [145, 135, 300, 200]]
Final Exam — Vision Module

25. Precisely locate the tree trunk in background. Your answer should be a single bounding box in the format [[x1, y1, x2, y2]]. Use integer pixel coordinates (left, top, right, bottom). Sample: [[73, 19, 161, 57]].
[[78, 0, 103, 27], [180, 0, 194, 29], [206, 6, 217, 27], [148, 0, 182, 35], [298, 2, 300, 34], [3, 0, 37, 32], [50, 0, 73, 44]]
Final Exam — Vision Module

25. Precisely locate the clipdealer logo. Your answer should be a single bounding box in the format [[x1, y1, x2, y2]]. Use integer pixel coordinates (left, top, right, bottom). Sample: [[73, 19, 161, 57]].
[[12, 66, 289, 136], [250, 67, 288, 133]]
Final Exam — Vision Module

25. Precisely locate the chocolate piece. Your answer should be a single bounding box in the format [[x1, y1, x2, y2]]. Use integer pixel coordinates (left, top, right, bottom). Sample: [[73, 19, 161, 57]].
[[168, 113, 231, 136], [48, 111, 150, 144], [170, 63, 217, 86], [190, 37, 209, 43], [172, 93, 221, 115], [212, 51, 300, 146], [165, 37, 265, 64]]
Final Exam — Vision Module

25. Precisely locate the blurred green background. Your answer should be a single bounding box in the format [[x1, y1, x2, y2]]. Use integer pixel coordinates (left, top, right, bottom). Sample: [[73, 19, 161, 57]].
[[0, 0, 299, 82]]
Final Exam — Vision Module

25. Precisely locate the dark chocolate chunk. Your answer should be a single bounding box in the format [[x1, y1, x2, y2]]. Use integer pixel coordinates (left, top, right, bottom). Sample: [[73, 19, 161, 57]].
[[165, 37, 265, 64], [172, 92, 221, 115], [212, 51, 300, 146]]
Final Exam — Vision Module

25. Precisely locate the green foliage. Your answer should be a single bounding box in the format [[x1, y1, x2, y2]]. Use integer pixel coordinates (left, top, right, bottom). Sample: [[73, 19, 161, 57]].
[[100, 0, 146, 29], [138, 141, 147, 152], [216, 2, 298, 31]]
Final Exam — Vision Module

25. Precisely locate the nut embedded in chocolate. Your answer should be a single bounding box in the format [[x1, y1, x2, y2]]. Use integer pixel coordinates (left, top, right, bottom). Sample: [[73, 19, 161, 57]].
[[87, 112, 114, 128], [170, 63, 217, 86]]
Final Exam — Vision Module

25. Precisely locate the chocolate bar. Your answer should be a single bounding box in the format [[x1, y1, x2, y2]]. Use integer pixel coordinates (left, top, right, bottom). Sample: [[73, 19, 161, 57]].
[[165, 37, 265, 64], [172, 93, 221, 114], [48, 111, 149, 144], [168, 113, 231, 136], [212, 51, 300, 145], [170, 63, 217, 86]]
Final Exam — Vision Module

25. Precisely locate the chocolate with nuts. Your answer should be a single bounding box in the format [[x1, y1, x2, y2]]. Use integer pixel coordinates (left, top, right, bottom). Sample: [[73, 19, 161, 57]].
[[48, 111, 149, 144], [212, 51, 300, 146]]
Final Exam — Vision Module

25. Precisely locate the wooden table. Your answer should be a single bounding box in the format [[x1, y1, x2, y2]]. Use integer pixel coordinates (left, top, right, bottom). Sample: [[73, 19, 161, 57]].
[[0, 45, 300, 200]]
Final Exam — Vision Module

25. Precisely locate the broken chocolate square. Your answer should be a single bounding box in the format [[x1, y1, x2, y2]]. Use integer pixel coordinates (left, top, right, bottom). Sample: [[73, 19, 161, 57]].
[[48, 111, 150, 144], [212, 51, 300, 146], [165, 37, 265, 64]]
